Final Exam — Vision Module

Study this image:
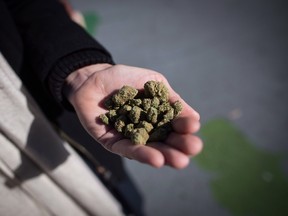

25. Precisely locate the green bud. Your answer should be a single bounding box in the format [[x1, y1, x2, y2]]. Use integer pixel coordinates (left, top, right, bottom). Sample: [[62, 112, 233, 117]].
[[107, 109, 118, 122], [137, 121, 154, 133], [142, 98, 152, 111], [131, 128, 149, 145], [147, 107, 158, 124], [112, 85, 138, 106], [129, 106, 143, 124], [149, 123, 172, 142], [124, 123, 134, 138], [114, 115, 127, 132], [118, 104, 132, 115], [144, 81, 169, 102], [99, 114, 109, 125], [172, 100, 183, 117], [128, 98, 142, 106]]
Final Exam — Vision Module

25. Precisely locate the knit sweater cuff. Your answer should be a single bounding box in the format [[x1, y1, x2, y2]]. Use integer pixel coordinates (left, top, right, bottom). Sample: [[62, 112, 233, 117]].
[[48, 49, 114, 110]]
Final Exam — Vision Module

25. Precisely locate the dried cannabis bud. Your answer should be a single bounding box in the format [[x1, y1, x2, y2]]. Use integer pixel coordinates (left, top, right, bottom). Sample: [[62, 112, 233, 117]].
[[124, 123, 134, 137], [112, 85, 138, 106], [172, 101, 183, 117], [149, 123, 172, 142], [131, 128, 149, 145], [144, 80, 169, 102], [147, 107, 158, 124], [99, 81, 182, 145], [137, 121, 154, 133], [114, 115, 127, 132], [129, 106, 143, 124], [99, 114, 109, 125]]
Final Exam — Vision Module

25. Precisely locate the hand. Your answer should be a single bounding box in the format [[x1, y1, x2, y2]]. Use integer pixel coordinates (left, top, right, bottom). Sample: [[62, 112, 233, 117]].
[[65, 64, 202, 169]]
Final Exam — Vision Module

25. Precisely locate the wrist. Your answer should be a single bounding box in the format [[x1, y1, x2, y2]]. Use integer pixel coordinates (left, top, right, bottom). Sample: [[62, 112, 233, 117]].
[[47, 48, 115, 111]]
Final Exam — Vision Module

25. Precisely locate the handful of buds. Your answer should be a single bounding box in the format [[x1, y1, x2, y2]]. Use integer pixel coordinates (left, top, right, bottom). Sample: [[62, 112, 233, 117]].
[[99, 81, 182, 145]]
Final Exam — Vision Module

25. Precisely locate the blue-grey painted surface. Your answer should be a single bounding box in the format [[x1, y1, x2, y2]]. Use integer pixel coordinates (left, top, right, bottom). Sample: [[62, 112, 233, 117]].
[[71, 1, 288, 215]]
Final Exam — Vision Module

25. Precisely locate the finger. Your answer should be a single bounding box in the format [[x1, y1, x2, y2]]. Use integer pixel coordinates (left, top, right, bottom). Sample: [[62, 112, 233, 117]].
[[172, 115, 201, 134], [112, 141, 165, 168], [148, 142, 190, 169], [165, 132, 203, 156], [98, 130, 165, 168]]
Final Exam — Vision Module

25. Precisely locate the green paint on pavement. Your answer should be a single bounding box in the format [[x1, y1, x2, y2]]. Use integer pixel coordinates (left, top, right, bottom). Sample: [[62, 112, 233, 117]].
[[83, 11, 100, 36], [195, 118, 288, 216]]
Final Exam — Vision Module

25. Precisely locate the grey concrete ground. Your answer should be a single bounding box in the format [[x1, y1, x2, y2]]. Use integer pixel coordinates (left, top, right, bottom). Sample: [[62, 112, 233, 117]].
[[72, 0, 288, 215]]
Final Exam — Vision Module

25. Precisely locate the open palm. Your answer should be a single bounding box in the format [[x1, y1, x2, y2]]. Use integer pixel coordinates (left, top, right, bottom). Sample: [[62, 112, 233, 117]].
[[67, 64, 202, 169]]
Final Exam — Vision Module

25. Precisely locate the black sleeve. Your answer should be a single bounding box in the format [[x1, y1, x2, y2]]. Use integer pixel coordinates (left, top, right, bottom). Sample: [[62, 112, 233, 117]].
[[4, 0, 114, 104]]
